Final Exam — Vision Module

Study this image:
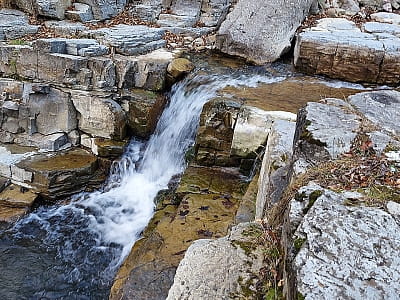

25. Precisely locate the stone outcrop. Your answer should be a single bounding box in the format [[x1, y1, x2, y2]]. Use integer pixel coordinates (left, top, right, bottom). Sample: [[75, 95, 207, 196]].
[[294, 17, 400, 85], [0, 9, 39, 40], [216, 0, 314, 64], [14, 0, 72, 20]]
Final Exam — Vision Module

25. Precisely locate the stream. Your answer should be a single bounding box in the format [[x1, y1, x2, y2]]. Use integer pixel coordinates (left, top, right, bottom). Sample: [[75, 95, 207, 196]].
[[0, 64, 284, 299]]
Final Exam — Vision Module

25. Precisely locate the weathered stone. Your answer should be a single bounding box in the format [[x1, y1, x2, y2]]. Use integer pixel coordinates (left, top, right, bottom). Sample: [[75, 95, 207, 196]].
[[88, 56, 116, 90], [91, 138, 127, 157], [71, 91, 126, 140], [0, 184, 37, 222], [84, 24, 166, 56], [120, 89, 166, 138], [371, 12, 400, 25], [37, 53, 92, 89], [0, 45, 39, 79], [349, 90, 400, 136], [195, 97, 241, 167], [157, 14, 198, 27], [14, 0, 71, 20], [167, 223, 264, 299], [199, 0, 231, 27], [217, 0, 314, 64], [24, 85, 78, 135], [290, 184, 400, 299], [78, 0, 127, 20], [293, 101, 360, 173], [0, 144, 36, 179], [231, 107, 296, 158], [44, 20, 89, 36], [14, 148, 103, 199], [65, 3, 94, 22], [256, 119, 296, 219], [294, 18, 400, 85], [0, 9, 39, 40], [134, 49, 175, 91], [167, 58, 194, 80]]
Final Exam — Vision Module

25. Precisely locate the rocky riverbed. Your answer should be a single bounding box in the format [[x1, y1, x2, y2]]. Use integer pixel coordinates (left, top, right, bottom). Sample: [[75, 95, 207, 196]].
[[0, 0, 399, 299]]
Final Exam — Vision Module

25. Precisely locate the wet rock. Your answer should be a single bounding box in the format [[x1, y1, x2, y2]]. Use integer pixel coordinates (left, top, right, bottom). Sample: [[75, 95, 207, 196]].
[[14, 0, 71, 20], [0, 9, 39, 40], [14, 148, 103, 199], [71, 91, 126, 140], [110, 165, 248, 300], [294, 18, 400, 85], [84, 24, 166, 56], [290, 184, 400, 299], [135, 49, 175, 91], [167, 222, 264, 299], [195, 97, 241, 167], [0, 184, 38, 222], [217, 0, 314, 64], [167, 58, 194, 81], [91, 138, 127, 157], [120, 89, 166, 139]]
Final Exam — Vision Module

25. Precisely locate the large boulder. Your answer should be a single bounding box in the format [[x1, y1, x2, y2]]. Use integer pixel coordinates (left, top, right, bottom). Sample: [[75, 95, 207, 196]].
[[216, 0, 314, 64]]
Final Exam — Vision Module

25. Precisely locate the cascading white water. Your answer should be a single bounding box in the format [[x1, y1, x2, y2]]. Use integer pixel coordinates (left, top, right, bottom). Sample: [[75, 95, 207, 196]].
[[2, 71, 285, 298]]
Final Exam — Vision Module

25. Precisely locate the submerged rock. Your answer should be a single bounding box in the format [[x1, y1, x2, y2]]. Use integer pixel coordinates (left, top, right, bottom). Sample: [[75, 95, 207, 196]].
[[217, 0, 314, 63]]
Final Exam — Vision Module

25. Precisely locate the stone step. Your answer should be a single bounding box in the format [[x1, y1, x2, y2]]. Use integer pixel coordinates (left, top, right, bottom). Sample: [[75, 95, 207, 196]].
[[0, 184, 38, 222]]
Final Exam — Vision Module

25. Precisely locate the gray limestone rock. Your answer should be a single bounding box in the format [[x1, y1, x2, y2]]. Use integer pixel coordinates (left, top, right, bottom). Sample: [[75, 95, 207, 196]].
[[83, 24, 166, 56], [290, 184, 400, 299], [44, 20, 89, 36], [0, 9, 39, 40], [167, 223, 265, 300], [293, 101, 360, 172], [14, 0, 72, 20], [78, 0, 127, 20], [71, 91, 126, 140], [65, 3, 94, 22], [349, 90, 400, 136], [217, 0, 314, 64], [256, 119, 296, 219], [294, 18, 400, 85]]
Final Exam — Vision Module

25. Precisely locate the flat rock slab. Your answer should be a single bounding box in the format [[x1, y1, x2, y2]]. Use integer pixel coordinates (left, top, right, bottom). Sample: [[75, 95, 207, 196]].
[[0, 9, 39, 40], [14, 148, 103, 199], [0, 184, 38, 222], [291, 184, 400, 299], [294, 18, 400, 85], [217, 0, 314, 64], [84, 24, 166, 56]]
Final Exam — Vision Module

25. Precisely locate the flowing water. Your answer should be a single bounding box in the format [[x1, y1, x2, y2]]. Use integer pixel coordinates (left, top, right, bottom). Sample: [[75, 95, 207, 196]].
[[0, 69, 285, 299]]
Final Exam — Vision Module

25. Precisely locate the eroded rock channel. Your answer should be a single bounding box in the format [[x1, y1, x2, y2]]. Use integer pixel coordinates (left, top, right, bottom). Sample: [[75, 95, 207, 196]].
[[0, 0, 400, 299]]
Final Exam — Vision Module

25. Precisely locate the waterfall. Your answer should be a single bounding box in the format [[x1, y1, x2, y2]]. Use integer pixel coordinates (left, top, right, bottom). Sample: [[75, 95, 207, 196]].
[[0, 72, 284, 298]]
